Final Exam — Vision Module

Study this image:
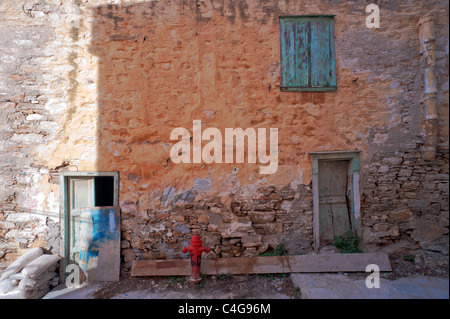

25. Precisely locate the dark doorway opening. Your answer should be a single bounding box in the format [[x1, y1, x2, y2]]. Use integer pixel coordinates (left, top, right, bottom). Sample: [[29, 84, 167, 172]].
[[94, 176, 114, 206]]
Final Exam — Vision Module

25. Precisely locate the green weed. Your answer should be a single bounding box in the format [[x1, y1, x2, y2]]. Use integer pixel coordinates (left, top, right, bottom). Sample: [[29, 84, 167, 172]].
[[166, 276, 183, 286], [293, 287, 301, 297], [217, 273, 232, 280], [259, 242, 288, 256], [332, 231, 363, 253]]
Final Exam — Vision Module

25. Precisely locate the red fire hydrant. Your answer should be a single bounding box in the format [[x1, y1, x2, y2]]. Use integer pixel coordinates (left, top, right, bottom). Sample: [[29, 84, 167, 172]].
[[182, 233, 210, 285]]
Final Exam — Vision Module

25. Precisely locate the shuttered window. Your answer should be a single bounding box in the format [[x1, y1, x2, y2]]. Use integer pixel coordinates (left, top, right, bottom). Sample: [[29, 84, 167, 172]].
[[280, 16, 336, 91]]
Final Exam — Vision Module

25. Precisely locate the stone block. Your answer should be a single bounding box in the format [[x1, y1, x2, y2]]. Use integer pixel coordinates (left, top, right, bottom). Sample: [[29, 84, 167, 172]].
[[248, 211, 275, 223], [221, 220, 252, 238], [408, 199, 429, 210], [373, 223, 390, 232], [389, 225, 400, 237], [381, 157, 403, 166], [121, 201, 137, 215], [122, 249, 135, 262], [402, 181, 420, 190], [174, 224, 190, 235], [411, 219, 448, 243], [197, 214, 209, 223], [241, 235, 262, 247], [390, 209, 413, 221]]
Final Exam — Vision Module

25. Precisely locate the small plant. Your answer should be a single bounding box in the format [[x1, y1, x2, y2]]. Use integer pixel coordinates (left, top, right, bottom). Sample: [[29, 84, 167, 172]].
[[195, 274, 206, 289], [259, 242, 288, 256], [332, 231, 363, 254], [195, 280, 205, 289], [166, 276, 183, 286], [293, 287, 301, 298], [257, 273, 275, 279], [256, 273, 287, 279], [217, 273, 231, 280], [404, 254, 415, 262]]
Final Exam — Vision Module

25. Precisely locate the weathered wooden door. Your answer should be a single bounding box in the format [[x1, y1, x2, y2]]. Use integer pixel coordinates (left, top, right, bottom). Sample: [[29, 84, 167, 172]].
[[318, 160, 351, 243], [66, 176, 120, 282], [78, 207, 120, 282]]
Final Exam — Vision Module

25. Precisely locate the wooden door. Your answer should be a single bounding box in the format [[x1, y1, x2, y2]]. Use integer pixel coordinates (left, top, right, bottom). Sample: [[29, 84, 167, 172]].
[[78, 207, 120, 282], [318, 160, 351, 243], [66, 176, 120, 282]]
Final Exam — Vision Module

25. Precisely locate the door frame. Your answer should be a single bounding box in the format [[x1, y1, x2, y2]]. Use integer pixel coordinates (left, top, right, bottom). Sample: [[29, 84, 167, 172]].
[[59, 171, 119, 281], [309, 151, 361, 252]]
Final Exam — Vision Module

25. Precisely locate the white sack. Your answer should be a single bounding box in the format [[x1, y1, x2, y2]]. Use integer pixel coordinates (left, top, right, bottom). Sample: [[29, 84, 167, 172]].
[[0, 286, 49, 299], [0, 247, 43, 281], [9, 273, 25, 281], [19, 271, 56, 291], [21, 254, 62, 279], [0, 278, 18, 294]]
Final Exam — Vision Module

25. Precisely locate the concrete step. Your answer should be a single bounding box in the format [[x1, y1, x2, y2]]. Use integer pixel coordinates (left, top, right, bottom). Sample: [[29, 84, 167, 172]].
[[290, 273, 449, 299]]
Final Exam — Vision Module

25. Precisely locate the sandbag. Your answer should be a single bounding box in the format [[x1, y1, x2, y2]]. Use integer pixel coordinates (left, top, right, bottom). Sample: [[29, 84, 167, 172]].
[[21, 254, 62, 279], [0, 278, 18, 294], [0, 286, 49, 299], [9, 273, 25, 287], [19, 271, 55, 291], [0, 287, 27, 299], [10, 279, 19, 286], [0, 248, 43, 281], [9, 273, 25, 281]]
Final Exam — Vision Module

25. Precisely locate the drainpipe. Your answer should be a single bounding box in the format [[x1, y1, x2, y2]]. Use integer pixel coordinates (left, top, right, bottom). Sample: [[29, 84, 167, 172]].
[[418, 14, 438, 161]]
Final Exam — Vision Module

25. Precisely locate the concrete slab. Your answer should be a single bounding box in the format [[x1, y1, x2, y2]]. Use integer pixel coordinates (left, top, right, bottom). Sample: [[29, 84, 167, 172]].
[[290, 274, 449, 299], [42, 282, 104, 299]]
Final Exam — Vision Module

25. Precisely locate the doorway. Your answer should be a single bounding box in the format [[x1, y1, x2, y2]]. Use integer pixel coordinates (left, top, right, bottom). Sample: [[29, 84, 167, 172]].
[[318, 160, 351, 243], [309, 151, 361, 251], [59, 172, 119, 281]]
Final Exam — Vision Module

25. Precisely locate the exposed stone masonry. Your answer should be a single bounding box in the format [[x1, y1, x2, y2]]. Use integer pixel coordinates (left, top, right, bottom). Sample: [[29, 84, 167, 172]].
[[362, 148, 449, 254], [119, 184, 313, 270]]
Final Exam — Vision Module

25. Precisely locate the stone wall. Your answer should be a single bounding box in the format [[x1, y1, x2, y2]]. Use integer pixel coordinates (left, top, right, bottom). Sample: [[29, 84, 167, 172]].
[[0, 1, 66, 266], [0, 0, 448, 272], [362, 148, 449, 254], [120, 184, 313, 269]]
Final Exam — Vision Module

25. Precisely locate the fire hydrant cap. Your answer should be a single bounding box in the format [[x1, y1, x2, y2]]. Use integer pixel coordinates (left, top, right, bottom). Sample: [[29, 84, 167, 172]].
[[190, 233, 203, 246]]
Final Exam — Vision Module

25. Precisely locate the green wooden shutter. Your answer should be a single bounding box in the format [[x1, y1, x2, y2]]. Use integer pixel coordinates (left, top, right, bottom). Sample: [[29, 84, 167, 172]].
[[280, 19, 309, 88], [280, 16, 336, 91], [310, 17, 336, 88], [280, 20, 296, 87]]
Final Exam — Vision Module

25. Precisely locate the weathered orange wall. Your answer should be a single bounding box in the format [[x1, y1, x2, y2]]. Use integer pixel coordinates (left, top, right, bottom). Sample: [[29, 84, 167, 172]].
[[91, 1, 407, 198]]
